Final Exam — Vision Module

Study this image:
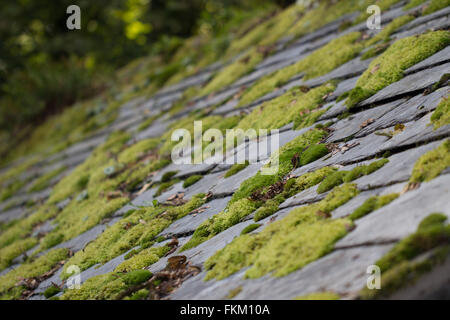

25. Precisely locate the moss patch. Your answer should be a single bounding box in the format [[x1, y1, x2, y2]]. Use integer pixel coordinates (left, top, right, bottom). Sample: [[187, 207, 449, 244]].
[[430, 97, 450, 129], [349, 193, 399, 220], [204, 184, 358, 280], [409, 139, 450, 183], [237, 83, 335, 131], [360, 213, 450, 299], [240, 223, 261, 235], [347, 31, 450, 108], [317, 159, 389, 194], [0, 248, 68, 300], [238, 32, 363, 107], [28, 166, 67, 193], [183, 175, 203, 188], [224, 161, 249, 178], [61, 194, 206, 278], [60, 269, 152, 300], [294, 292, 340, 300], [115, 246, 170, 273], [366, 15, 415, 47], [0, 237, 38, 271]]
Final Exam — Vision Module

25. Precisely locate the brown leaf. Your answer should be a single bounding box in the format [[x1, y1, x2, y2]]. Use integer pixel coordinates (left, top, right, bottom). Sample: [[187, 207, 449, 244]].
[[360, 118, 375, 128]]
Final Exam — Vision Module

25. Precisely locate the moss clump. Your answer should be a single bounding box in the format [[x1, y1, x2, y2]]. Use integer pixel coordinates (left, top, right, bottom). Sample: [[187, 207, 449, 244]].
[[117, 138, 159, 164], [0, 248, 68, 299], [154, 179, 179, 196], [161, 171, 178, 183], [43, 285, 61, 299], [360, 213, 450, 299], [422, 0, 450, 15], [347, 31, 450, 108], [349, 193, 399, 220], [236, 83, 335, 131], [317, 159, 389, 194], [126, 288, 149, 300], [0, 237, 38, 271], [294, 292, 340, 300], [199, 48, 265, 96], [60, 269, 152, 300], [403, 0, 427, 10], [183, 175, 203, 188], [0, 179, 25, 202], [137, 116, 158, 132], [61, 194, 206, 278], [409, 139, 450, 183], [225, 286, 243, 299], [430, 97, 450, 130], [204, 184, 358, 280], [240, 224, 262, 235], [253, 200, 279, 222], [366, 15, 415, 47], [28, 166, 67, 193], [115, 246, 170, 272], [224, 161, 249, 178], [238, 32, 363, 107], [299, 144, 329, 166]]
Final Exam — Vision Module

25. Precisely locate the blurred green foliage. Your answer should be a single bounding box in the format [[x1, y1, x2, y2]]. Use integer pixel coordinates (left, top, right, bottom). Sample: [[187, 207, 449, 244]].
[[0, 0, 291, 132]]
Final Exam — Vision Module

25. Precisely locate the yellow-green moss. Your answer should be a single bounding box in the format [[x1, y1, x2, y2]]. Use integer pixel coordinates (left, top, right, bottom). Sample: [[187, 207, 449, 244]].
[[224, 161, 249, 178], [422, 0, 450, 15], [0, 248, 68, 300], [404, 0, 427, 10], [183, 175, 203, 188], [117, 138, 159, 164], [115, 246, 170, 272], [349, 193, 399, 220], [294, 292, 340, 300], [366, 15, 415, 47], [238, 32, 363, 107], [204, 184, 358, 280], [0, 237, 38, 271], [225, 286, 243, 299], [199, 48, 265, 96], [317, 159, 389, 194], [43, 285, 61, 299], [28, 166, 67, 193], [347, 31, 450, 108], [360, 213, 450, 299], [61, 194, 206, 279], [237, 83, 335, 131], [0, 179, 25, 202], [60, 269, 152, 300], [430, 97, 450, 129], [409, 139, 450, 183], [240, 223, 262, 235]]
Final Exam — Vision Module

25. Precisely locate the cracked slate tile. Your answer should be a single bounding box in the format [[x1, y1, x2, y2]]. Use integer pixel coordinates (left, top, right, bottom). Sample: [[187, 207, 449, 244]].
[[356, 87, 449, 138]]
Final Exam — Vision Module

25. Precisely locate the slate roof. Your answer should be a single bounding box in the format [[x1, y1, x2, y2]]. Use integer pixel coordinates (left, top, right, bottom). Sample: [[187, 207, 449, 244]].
[[0, 1, 449, 300]]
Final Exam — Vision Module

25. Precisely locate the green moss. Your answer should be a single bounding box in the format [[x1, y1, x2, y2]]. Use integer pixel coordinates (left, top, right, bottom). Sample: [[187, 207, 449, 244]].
[[61, 194, 206, 278], [60, 269, 152, 300], [430, 97, 450, 129], [241, 224, 262, 235], [0, 237, 38, 271], [317, 159, 389, 194], [0, 248, 68, 299], [294, 292, 340, 300], [0, 179, 25, 202], [422, 0, 450, 15], [154, 179, 179, 196], [254, 200, 279, 222], [409, 139, 450, 183], [347, 31, 450, 108], [349, 193, 399, 220], [224, 161, 249, 178], [117, 138, 159, 164], [137, 115, 158, 132], [204, 184, 358, 280], [225, 286, 243, 299], [237, 83, 335, 131], [360, 213, 450, 299], [239, 32, 363, 107], [299, 144, 329, 166], [403, 0, 427, 10], [366, 15, 415, 47], [199, 48, 265, 96], [161, 171, 178, 183], [115, 246, 170, 272], [183, 175, 203, 188], [126, 288, 149, 300], [28, 166, 67, 193], [43, 285, 61, 299]]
